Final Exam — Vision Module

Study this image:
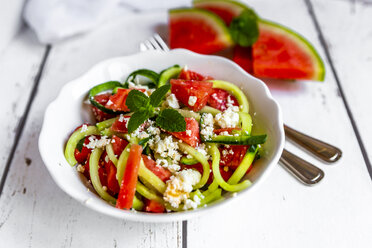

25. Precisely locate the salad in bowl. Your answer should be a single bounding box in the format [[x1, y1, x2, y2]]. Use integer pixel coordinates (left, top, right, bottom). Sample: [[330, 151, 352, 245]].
[[39, 50, 284, 221], [65, 65, 267, 213]]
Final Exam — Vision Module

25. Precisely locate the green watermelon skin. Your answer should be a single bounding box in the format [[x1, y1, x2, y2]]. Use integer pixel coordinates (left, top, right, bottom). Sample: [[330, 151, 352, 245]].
[[193, 0, 248, 25], [252, 20, 325, 81], [169, 8, 233, 54]]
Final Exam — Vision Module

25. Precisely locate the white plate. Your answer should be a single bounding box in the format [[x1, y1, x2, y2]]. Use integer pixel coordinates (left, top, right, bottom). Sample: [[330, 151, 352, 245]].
[[38, 49, 284, 222]]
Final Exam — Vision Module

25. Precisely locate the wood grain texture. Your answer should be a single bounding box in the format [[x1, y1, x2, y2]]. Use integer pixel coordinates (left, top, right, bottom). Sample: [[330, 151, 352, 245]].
[[0, 28, 45, 179], [187, 0, 372, 247], [0, 13, 182, 248], [311, 0, 372, 174]]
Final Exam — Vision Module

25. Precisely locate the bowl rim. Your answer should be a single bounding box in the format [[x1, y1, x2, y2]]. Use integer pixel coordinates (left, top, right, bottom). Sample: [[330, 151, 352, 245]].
[[38, 49, 285, 222]]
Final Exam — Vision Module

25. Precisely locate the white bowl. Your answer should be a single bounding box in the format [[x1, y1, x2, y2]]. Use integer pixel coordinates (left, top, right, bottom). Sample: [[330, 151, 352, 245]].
[[39, 49, 284, 222]]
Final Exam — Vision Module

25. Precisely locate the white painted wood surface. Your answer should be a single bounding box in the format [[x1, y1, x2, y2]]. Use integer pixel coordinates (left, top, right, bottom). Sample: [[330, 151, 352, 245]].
[[188, 0, 372, 247], [0, 0, 371, 247], [0, 0, 25, 52], [312, 0, 372, 170], [0, 13, 182, 248], [0, 28, 45, 178]]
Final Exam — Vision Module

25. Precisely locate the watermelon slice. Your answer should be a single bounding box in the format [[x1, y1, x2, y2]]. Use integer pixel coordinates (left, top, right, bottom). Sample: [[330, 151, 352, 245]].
[[252, 20, 325, 81], [193, 0, 248, 25], [169, 8, 233, 54]]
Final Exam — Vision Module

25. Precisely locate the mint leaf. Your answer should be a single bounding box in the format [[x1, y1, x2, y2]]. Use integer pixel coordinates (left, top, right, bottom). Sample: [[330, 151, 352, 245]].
[[150, 84, 171, 107], [126, 89, 150, 112], [156, 109, 186, 132], [127, 111, 150, 133], [229, 9, 259, 47]]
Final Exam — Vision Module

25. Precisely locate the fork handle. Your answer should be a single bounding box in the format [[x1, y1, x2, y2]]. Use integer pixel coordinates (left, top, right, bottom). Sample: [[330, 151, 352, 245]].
[[280, 149, 324, 185], [284, 125, 342, 163]]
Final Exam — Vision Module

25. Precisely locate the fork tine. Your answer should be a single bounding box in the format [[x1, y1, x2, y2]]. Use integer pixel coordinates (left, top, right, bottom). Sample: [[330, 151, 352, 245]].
[[153, 34, 170, 51], [139, 42, 148, 52], [149, 37, 163, 51], [144, 40, 155, 50]]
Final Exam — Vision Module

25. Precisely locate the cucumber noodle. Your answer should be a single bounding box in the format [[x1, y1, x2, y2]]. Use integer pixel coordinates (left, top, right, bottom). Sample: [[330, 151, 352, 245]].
[[178, 142, 210, 189], [89, 148, 117, 205], [211, 80, 249, 113], [65, 125, 99, 166], [105, 143, 118, 166], [209, 144, 252, 192]]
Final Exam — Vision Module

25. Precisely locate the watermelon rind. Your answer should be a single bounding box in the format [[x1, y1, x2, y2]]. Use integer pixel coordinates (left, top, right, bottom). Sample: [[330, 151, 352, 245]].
[[193, 0, 250, 23], [257, 19, 325, 81], [169, 8, 234, 48]]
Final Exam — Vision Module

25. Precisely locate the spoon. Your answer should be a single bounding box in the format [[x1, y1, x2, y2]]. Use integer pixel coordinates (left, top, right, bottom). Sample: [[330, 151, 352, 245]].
[[284, 125, 342, 163]]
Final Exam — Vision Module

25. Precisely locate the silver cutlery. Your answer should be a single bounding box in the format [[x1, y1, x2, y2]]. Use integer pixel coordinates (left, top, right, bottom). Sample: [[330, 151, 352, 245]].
[[284, 125, 342, 163], [140, 34, 342, 185]]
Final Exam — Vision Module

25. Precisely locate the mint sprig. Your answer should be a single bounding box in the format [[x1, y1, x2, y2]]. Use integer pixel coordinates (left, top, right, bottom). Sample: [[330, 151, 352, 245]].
[[126, 90, 151, 112], [127, 111, 151, 134], [156, 109, 186, 132], [229, 9, 259, 47], [150, 84, 171, 107], [125, 85, 186, 133]]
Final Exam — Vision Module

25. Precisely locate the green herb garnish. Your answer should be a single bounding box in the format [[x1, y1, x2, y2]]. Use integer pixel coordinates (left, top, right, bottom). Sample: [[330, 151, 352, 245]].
[[126, 84, 186, 133], [156, 108, 186, 132], [229, 9, 259, 47]]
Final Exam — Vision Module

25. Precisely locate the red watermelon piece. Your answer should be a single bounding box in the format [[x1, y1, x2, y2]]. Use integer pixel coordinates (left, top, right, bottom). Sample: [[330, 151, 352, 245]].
[[252, 20, 325, 81], [169, 118, 200, 147], [169, 8, 233, 54]]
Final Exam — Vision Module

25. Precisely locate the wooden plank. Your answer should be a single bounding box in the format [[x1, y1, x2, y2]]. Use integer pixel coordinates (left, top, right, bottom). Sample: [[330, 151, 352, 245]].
[[0, 13, 182, 247], [0, 28, 46, 179], [186, 0, 372, 247], [311, 0, 372, 174]]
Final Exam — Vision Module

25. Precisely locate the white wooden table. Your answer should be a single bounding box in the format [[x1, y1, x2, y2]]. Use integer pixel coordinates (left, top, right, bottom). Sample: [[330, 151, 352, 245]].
[[1, 0, 371, 247]]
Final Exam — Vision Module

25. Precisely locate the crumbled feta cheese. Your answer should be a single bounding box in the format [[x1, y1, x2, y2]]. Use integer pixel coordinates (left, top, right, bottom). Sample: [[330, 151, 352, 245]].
[[186, 130, 192, 136], [215, 107, 240, 128], [106, 100, 113, 106], [166, 93, 180, 109], [163, 169, 201, 209], [188, 96, 197, 106], [226, 95, 234, 108], [132, 128, 150, 139], [128, 81, 149, 90], [222, 149, 228, 156], [156, 159, 180, 173], [211, 93, 223, 104], [118, 114, 126, 122], [149, 135, 181, 162], [104, 155, 109, 163], [200, 113, 214, 140], [183, 194, 202, 210], [80, 124, 88, 133], [196, 143, 210, 160], [85, 136, 111, 149], [222, 147, 234, 157], [219, 131, 231, 136], [77, 164, 85, 173]]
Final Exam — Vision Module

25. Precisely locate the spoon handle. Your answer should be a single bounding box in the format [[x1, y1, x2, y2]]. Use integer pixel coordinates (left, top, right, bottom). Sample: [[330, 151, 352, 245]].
[[280, 149, 324, 185], [284, 125, 342, 163]]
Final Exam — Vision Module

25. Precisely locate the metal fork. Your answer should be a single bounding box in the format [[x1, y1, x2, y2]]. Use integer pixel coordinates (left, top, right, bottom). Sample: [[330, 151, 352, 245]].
[[140, 34, 342, 185]]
